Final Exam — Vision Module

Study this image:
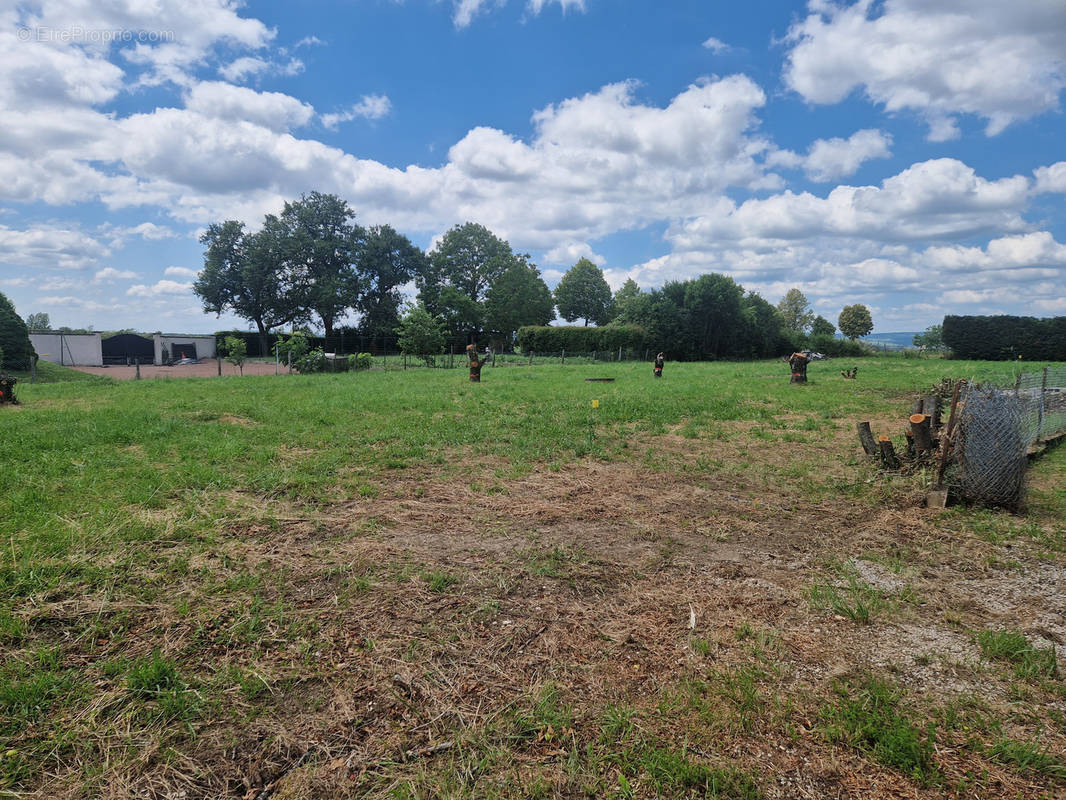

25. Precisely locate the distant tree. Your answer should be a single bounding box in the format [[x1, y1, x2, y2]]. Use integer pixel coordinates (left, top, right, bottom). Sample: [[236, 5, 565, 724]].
[[913, 324, 944, 352], [0, 292, 34, 370], [434, 286, 485, 338], [740, 292, 787, 358], [356, 225, 428, 341], [484, 257, 555, 345], [611, 278, 643, 320], [838, 304, 874, 340], [194, 219, 303, 357], [280, 192, 364, 338], [25, 312, 50, 331], [220, 335, 247, 375], [810, 315, 836, 337], [776, 288, 814, 334], [682, 273, 745, 358], [554, 258, 612, 326], [419, 222, 516, 337], [396, 305, 446, 365]]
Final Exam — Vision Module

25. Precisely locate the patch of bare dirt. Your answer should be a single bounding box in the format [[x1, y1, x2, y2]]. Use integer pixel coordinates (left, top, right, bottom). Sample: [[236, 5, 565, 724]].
[[23, 427, 1066, 799], [70, 360, 287, 380]]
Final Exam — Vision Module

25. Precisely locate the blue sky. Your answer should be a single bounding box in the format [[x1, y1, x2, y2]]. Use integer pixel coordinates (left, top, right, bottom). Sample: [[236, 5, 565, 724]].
[[1, 0, 1065, 334]]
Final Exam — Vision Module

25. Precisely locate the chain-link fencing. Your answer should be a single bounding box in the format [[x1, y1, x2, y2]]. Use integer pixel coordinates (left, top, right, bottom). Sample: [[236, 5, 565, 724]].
[[953, 366, 1066, 509]]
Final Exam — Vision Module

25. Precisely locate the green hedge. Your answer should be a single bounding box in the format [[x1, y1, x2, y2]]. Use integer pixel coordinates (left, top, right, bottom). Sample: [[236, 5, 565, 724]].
[[806, 334, 870, 358], [942, 315, 1066, 360], [515, 325, 649, 353]]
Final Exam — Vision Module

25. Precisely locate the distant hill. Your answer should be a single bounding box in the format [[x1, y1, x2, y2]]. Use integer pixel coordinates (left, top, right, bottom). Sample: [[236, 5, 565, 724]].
[[859, 331, 919, 350]]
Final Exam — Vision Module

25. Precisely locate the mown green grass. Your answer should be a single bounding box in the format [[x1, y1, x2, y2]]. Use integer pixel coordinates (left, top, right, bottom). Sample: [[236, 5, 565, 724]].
[[6, 357, 1058, 563]]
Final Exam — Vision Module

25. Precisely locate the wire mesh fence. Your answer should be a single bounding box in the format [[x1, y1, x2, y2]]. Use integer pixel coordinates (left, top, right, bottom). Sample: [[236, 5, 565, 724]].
[[1015, 365, 1066, 447], [953, 366, 1066, 509]]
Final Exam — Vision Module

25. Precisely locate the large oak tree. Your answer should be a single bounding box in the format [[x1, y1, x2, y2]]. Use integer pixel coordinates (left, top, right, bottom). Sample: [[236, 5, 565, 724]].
[[418, 222, 518, 338], [281, 192, 364, 338], [194, 219, 302, 357]]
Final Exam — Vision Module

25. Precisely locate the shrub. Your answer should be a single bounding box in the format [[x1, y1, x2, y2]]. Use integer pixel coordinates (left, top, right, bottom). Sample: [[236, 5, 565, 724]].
[[0, 292, 33, 371], [221, 335, 247, 375], [274, 332, 310, 364], [355, 352, 373, 370], [515, 324, 647, 354], [807, 334, 870, 358], [295, 348, 326, 373]]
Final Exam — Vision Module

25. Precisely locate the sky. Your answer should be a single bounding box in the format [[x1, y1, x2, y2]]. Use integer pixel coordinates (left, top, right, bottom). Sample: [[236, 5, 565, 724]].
[[1, 0, 1065, 335]]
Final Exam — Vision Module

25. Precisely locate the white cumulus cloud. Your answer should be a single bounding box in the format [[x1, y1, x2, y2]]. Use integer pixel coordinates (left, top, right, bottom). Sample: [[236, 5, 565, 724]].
[[702, 36, 731, 53], [784, 0, 1066, 139], [164, 266, 200, 279], [1033, 162, 1066, 195], [94, 267, 139, 282], [185, 82, 315, 132], [126, 280, 193, 297], [321, 94, 392, 129]]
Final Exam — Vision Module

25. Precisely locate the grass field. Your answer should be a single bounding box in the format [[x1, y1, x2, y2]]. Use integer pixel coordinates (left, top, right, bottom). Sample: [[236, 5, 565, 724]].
[[2, 357, 1065, 799]]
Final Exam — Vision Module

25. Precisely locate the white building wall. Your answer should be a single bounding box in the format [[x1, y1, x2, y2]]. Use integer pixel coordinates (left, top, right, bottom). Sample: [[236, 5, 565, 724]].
[[154, 334, 217, 365], [28, 333, 103, 366]]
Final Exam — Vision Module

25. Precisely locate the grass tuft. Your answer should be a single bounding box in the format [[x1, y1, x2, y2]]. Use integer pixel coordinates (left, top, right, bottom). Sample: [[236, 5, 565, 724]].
[[977, 629, 1059, 679], [821, 675, 940, 786]]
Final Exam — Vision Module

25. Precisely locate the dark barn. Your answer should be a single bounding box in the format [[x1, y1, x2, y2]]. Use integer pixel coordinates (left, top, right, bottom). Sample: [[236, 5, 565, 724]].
[[101, 333, 154, 366]]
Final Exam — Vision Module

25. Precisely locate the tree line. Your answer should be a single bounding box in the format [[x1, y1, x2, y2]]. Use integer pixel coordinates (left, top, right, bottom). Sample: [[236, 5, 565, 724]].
[[194, 193, 562, 356], [193, 192, 878, 360]]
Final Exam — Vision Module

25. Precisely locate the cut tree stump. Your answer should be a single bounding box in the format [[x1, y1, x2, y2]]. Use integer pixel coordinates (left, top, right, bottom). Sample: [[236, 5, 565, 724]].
[[909, 413, 934, 452], [857, 421, 877, 457], [878, 435, 900, 469]]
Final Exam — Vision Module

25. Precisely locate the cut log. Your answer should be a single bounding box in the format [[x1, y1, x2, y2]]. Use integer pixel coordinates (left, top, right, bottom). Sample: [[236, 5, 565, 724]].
[[878, 435, 900, 469], [909, 413, 934, 452], [857, 421, 877, 457]]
